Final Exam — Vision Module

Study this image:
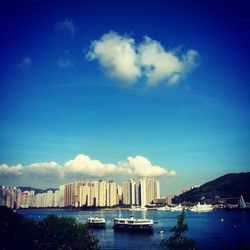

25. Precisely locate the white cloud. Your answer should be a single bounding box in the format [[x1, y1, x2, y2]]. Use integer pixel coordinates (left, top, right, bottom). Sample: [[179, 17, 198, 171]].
[[0, 164, 23, 177], [139, 37, 183, 85], [181, 49, 199, 72], [16, 56, 32, 70], [57, 58, 74, 68], [118, 155, 173, 177], [136, 36, 199, 86], [65, 154, 117, 177], [0, 154, 175, 180], [86, 31, 141, 83], [26, 162, 64, 179], [87, 31, 199, 86], [56, 18, 75, 35]]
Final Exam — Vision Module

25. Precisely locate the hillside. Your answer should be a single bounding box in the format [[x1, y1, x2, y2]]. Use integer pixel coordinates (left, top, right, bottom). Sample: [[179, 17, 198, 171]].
[[175, 172, 250, 203]]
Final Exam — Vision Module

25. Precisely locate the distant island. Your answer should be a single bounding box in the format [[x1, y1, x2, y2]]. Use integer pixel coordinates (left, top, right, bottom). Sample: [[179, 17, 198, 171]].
[[174, 172, 250, 203]]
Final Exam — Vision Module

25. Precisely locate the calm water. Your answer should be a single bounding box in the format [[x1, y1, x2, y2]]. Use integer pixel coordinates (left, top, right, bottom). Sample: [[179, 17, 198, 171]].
[[17, 209, 250, 249]]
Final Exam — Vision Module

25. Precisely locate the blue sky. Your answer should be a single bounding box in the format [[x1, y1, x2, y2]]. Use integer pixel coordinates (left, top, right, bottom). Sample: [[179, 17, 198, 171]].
[[0, 0, 249, 194]]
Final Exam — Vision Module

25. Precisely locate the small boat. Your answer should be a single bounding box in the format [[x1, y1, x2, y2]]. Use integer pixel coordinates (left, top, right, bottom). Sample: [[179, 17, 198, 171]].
[[190, 202, 213, 212], [129, 206, 147, 211], [169, 204, 184, 211], [87, 217, 106, 229], [157, 205, 170, 211], [113, 216, 153, 233]]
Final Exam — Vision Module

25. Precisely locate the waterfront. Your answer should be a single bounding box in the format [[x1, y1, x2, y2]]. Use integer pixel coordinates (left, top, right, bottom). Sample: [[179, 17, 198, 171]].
[[18, 209, 250, 249]]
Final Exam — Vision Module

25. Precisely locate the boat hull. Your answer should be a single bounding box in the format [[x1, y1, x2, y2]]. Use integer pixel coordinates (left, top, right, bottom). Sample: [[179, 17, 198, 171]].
[[113, 224, 153, 233], [87, 222, 106, 229]]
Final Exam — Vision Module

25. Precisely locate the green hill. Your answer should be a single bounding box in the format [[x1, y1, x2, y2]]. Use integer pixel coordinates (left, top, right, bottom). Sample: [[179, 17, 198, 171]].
[[175, 172, 250, 203]]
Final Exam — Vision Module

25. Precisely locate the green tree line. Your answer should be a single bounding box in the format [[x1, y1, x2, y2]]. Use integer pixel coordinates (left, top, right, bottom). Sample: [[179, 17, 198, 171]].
[[0, 206, 99, 250]]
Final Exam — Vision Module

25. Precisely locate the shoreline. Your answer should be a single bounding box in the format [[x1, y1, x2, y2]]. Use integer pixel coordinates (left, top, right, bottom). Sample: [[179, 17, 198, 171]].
[[15, 207, 250, 212]]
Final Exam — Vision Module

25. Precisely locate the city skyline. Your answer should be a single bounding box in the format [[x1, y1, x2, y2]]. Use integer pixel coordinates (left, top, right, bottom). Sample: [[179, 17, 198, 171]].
[[0, 1, 250, 194], [0, 176, 162, 209]]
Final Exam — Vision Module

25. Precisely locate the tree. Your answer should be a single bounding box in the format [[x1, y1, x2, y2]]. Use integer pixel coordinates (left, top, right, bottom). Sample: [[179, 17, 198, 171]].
[[161, 211, 196, 250], [0, 207, 99, 250], [38, 214, 99, 250]]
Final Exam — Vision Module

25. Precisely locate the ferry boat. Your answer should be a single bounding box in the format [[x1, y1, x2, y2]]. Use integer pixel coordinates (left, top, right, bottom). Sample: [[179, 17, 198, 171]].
[[87, 217, 106, 229], [113, 216, 154, 233], [189, 202, 213, 212]]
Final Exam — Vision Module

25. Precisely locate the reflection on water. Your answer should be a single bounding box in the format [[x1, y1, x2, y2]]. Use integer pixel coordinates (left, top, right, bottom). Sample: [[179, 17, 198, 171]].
[[18, 209, 250, 249]]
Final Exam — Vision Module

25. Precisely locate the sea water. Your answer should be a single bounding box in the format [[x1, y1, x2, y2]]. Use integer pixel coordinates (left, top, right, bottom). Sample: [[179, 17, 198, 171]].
[[17, 209, 250, 249]]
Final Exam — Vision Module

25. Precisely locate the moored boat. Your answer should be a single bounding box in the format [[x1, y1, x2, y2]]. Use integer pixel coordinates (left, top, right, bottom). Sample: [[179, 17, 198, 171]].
[[113, 216, 153, 233], [157, 205, 170, 211], [189, 202, 213, 212], [169, 204, 184, 211], [87, 217, 106, 229]]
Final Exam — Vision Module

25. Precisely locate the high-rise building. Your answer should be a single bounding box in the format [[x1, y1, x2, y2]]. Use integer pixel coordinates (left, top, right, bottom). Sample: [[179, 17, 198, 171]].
[[122, 179, 137, 206], [145, 177, 160, 204], [146, 178, 154, 204], [35, 193, 42, 207], [90, 181, 99, 207], [0, 186, 7, 206], [20, 191, 32, 208], [116, 185, 122, 205], [79, 184, 91, 206], [135, 178, 147, 206], [54, 190, 60, 207], [73, 181, 87, 207], [130, 179, 136, 205], [16, 189, 22, 208], [98, 180, 106, 207], [6, 188, 16, 209], [106, 182, 110, 207], [58, 185, 65, 207], [154, 179, 160, 199], [122, 177, 161, 206], [64, 183, 74, 206], [122, 181, 130, 205], [46, 190, 54, 207], [108, 181, 117, 207]]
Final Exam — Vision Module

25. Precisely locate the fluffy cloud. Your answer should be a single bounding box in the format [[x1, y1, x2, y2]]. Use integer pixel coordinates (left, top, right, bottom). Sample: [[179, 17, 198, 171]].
[[87, 31, 141, 83], [65, 154, 117, 176], [0, 154, 175, 180], [65, 154, 174, 177], [118, 155, 175, 176], [26, 162, 64, 179], [139, 37, 182, 85], [87, 31, 199, 86], [56, 18, 75, 35], [0, 164, 23, 177]]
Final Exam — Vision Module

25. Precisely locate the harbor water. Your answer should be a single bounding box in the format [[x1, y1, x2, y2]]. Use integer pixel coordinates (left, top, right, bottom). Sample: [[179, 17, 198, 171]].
[[17, 209, 250, 249]]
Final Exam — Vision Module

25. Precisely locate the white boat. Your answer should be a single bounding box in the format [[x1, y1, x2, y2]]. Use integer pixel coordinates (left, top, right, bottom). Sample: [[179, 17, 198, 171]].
[[190, 202, 213, 212], [87, 217, 106, 228], [129, 206, 147, 211], [157, 205, 170, 211], [169, 204, 184, 211], [113, 216, 153, 233]]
